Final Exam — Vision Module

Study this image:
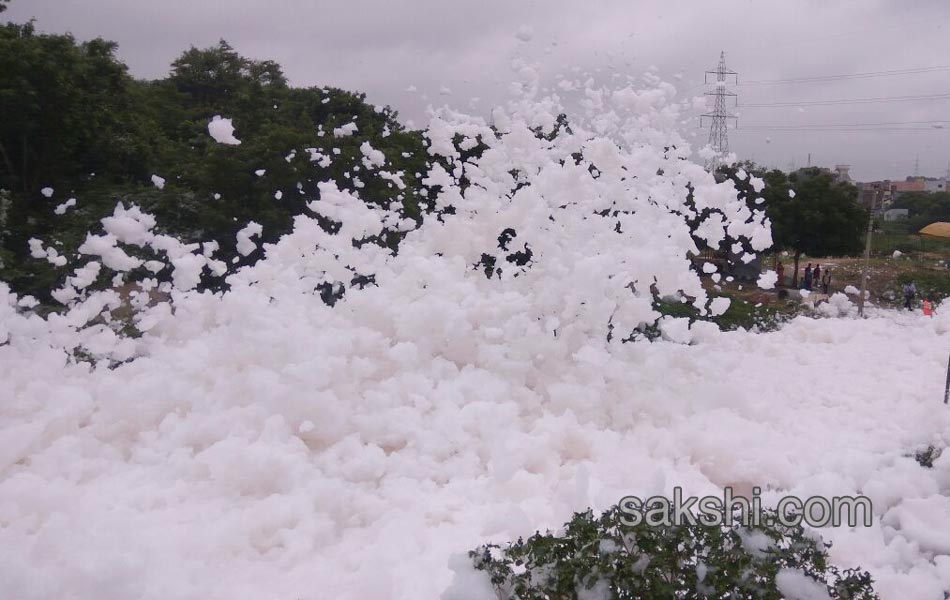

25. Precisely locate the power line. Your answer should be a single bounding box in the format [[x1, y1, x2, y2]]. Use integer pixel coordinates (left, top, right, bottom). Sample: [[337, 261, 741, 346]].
[[734, 127, 946, 133], [739, 92, 950, 108], [738, 65, 950, 86], [739, 119, 950, 128]]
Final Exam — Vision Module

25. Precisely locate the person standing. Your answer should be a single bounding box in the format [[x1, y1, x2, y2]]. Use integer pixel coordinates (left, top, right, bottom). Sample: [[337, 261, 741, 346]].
[[903, 281, 917, 310], [813, 264, 821, 290], [803, 263, 813, 291], [923, 297, 934, 317], [822, 270, 832, 294]]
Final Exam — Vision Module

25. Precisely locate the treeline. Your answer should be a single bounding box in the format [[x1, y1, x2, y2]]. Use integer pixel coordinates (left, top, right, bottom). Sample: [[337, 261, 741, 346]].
[[0, 20, 429, 300], [890, 192, 950, 233]]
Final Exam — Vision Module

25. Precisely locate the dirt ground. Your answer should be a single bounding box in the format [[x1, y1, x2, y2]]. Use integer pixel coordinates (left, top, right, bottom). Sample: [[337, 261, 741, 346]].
[[735, 250, 950, 310], [688, 235, 950, 320]]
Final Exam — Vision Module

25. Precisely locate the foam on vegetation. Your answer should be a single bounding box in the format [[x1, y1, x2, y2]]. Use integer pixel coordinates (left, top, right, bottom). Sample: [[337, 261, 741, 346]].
[[2, 64, 947, 600]]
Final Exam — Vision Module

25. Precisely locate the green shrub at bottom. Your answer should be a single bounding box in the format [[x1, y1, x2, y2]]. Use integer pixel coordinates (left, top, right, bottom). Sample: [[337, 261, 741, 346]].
[[470, 505, 877, 599]]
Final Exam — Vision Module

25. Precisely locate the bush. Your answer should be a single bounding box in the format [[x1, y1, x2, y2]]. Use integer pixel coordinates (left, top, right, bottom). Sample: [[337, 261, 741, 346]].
[[470, 505, 877, 599]]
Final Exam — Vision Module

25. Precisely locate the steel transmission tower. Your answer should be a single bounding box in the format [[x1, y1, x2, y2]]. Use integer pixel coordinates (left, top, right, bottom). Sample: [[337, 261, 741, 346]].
[[701, 51, 738, 168]]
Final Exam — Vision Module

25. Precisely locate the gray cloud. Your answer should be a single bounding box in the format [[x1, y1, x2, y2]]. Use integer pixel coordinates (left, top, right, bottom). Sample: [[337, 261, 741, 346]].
[[7, 0, 950, 180]]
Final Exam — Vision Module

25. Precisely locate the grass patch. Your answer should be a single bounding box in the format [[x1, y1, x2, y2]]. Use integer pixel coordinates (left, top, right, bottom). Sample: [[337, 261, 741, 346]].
[[896, 270, 950, 302], [653, 293, 791, 334], [717, 294, 787, 331], [871, 226, 950, 259]]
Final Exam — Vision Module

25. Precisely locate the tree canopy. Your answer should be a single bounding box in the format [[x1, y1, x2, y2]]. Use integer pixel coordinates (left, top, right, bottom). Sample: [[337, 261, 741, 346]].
[[717, 164, 867, 285], [891, 191, 950, 233], [772, 168, 866, 259], [0, 24, 428, 299]]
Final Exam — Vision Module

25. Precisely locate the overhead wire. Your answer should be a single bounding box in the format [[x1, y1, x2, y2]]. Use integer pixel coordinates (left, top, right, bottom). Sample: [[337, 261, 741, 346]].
[[692, 60, 950, 140], [739, 92, 950, 108], [737, 119, 950, 129], [738, 65, 950, 86], [734, 128, 945, 133]]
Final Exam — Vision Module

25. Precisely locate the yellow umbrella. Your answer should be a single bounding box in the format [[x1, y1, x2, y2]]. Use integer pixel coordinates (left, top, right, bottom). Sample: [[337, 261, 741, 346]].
[[919, 222, 950, 238]]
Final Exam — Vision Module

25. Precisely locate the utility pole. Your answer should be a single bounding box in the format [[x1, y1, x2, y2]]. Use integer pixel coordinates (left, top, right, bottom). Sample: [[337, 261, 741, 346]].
[[857, 209, 873, 317], [701, 51, 738, 170]]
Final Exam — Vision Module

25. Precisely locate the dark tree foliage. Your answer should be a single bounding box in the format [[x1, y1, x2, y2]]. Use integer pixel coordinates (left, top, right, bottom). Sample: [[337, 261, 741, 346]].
[[0, 23, 148, 194], [0, 22, 429, 299], [891, 191, 950, 233], [717, 163, 867, 287], [0, 21, 158, 293], [773, 168, 867, 286], [169, 40, 287, 110]]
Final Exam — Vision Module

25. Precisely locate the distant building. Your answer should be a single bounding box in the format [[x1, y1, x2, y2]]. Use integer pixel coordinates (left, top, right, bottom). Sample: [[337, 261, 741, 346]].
[[892, 178, 926, 195], [857, 181, 892, 210], [856, 177, 926, 210], [923, 178, 948, 193], [833, 165, 852, 183]]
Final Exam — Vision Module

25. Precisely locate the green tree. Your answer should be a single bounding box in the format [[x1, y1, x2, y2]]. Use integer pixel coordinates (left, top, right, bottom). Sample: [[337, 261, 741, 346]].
[[153, 41, 430, 265], [892, 191, 950, 233], [168, 40, 287, 113], [0, 21, 159, 296], [716, 164, 866, 287], [0, 22, 149, 194], [0, 27, 431, 300], [770, 168, 867, 287]]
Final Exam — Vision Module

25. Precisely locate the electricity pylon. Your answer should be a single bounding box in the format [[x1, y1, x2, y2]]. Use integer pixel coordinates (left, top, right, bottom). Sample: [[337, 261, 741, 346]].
[[701, 51, 738, 169]]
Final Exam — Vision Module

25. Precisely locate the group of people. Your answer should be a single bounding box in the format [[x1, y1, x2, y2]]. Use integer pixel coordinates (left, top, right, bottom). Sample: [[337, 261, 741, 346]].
[[800, 263, 831, 293], [774, 260, 832, 293], [771, 260, 937, 317], [902, 281, 936, 316]]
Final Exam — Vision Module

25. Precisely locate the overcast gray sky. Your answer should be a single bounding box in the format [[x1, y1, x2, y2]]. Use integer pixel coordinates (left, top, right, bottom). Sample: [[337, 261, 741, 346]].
[[8, 0, 950, 181]]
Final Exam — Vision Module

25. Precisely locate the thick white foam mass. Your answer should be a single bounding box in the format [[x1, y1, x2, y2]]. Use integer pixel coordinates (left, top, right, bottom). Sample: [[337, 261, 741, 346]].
[[2, 69, 948, 599]]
